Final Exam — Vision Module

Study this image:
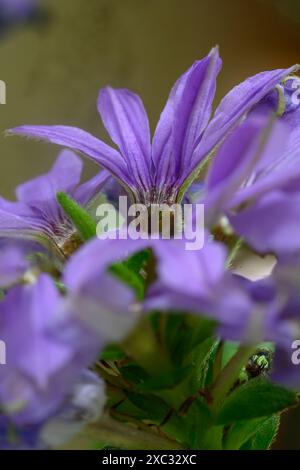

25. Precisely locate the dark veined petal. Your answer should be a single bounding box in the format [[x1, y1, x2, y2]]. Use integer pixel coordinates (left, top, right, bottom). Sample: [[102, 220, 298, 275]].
[[152, 47, 222, 188], [98, 87, 152, 190], [191, 64, 298, 171]]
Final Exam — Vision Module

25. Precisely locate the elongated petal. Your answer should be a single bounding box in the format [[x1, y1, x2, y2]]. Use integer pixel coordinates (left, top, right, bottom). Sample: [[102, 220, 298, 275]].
[[153, 47, 222, 188], [192, 65, 298, 169], [0, 207, 40, 232], [73, 170, 111, 207], [98, 87, 152, 190], [9, 125, 132, 185]]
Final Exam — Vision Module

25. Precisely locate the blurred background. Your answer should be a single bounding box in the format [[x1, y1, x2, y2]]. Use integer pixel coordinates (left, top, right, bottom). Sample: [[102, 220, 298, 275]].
[[0, 0, 299, 449]]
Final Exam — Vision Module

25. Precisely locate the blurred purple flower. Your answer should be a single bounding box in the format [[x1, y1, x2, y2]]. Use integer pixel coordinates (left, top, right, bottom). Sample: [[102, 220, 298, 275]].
[[0, 274, 101, 425], [201, 103, 300, 255], [0, 150, 109, 258], [9, 48, 297, 206], [61, 232, 228, 335], [0, 0, 37, 17]]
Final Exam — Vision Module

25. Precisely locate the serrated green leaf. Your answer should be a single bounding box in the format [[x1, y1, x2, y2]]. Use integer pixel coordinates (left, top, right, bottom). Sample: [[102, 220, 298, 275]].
[[217, 378, 298, 425], [223, 416, 277, 450], [240, 415, 280, 450], [57, 191, 96, 241]]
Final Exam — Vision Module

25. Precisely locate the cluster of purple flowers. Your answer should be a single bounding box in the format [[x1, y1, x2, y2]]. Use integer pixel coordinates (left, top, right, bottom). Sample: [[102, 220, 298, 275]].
[[2, 47, 300, 447]]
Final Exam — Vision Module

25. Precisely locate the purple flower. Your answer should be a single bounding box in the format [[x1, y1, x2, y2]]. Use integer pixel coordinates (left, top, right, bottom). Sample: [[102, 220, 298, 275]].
[[60, 232, 228, 334], [0, 0, 37, 17], [0, 416, 42, 449], [59, 235, 148, 343], [200, 103, 300, 255], [40, 370, 105, 448], [0, 150, 109, 258], [0, 245, 29, 288], [9, 49, 297, 206]]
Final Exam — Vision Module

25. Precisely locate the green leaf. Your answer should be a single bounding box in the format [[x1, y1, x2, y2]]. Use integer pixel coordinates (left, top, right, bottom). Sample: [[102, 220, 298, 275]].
[[119, 364, 150, 386], [137, 366, 193, 392], [125, 249, 151, 274], [240, 415, 280, 450], [217, 378, 298, 425], [125, 391, 170, 422], [164, 314, 216, 366], [166, 398, 222, 450], [101, 344, 126, 361], [198, 426, 223, 450], [189, 337, 219, 392], [221, 341, 240, 368], [109, 262, 145, 300], [57, 191, 96, 241], [223, 415, 279, 450]]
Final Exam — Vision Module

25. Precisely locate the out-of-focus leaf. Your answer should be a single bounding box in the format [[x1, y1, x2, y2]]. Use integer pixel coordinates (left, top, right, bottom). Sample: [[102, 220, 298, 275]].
[[119, 364, 150, 386], [110, 262, 145, 300], [101, 344, 126, 361], [137, 366, 193, 392], [125, 391, 170, 422]]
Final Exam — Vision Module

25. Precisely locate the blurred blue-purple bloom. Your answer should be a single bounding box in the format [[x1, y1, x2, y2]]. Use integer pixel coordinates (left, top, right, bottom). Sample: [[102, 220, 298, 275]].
[[0, 150, 109, 257]]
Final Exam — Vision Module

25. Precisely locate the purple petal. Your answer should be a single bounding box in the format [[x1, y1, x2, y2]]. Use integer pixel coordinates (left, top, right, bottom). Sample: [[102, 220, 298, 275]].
[[271, 347, 300, 388], [230, 191, 300, 255], [73, 170, 111, 207], [204, 113, 273, 225], [192, 65, 298, 170], [153, 47, 221, 188], [0, 246, 28, 287], [64, 236, 150, 293], [16, 150, 83, 222], [0, 274, 101, 426], [98, 87, 152, 190], [9, 125, 132, 185], [152, 236, 227, 298]]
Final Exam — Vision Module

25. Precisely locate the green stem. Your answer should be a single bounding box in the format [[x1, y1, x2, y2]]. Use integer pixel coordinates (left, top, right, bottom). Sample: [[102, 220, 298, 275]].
[[210, 345, 255, 413], [85, 415, 185, 450]]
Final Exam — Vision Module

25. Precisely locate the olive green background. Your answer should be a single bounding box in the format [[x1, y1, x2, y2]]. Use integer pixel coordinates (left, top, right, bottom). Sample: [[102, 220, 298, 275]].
[[0, 0, 300, 449]]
